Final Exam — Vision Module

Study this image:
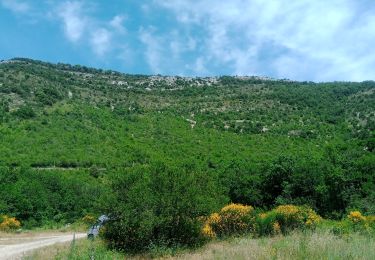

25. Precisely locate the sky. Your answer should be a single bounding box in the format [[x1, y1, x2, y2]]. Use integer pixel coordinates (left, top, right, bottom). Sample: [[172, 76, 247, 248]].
[[1, 0, 375, 81]]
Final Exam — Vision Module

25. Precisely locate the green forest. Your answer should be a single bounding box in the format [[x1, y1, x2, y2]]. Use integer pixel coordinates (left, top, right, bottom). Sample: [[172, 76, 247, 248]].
[[0, 58, 374, 252]]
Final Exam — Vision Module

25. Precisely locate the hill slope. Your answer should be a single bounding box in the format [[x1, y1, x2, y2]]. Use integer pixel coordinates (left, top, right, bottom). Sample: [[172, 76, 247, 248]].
[[0, 58, 374, 226]]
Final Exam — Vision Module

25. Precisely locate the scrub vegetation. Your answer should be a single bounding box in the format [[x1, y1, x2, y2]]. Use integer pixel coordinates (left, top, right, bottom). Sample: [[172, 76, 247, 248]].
[[0, 58, 374, 257]]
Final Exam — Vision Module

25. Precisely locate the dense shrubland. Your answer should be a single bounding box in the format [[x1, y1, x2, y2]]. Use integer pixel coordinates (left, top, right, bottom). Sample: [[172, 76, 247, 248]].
[[0, 167, 105, 228], [0, 58, 374, 253]]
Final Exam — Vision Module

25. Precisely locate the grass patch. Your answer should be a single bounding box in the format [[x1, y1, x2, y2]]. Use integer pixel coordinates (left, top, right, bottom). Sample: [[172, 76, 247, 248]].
[[26, 230, 375, 259], [172, 231, 375, 260], [25, 238, 123, 260]]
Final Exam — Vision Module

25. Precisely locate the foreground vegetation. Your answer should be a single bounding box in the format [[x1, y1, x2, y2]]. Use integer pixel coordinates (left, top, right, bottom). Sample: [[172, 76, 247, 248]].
[[25, 238, 123, 260], [0, 58, 374, 255], [28, 223, 375, 259], [175, 231, 375, 260], [25, 204, 375, 259]]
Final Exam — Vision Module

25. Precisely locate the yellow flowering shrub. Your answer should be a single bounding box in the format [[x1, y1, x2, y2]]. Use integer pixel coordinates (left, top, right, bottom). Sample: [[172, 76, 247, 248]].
[[257, 205, 321, 235], [275, 205, 321, 231], [201, 213, 221, 238], [345, 211, 375, 233], [207, 213, 221, 225], [203, 204, 323, 240], [202, 223, 216, 238], [348, 211, 366, 223], [202, 203, 256, 238], [275, 205, 300, 216], [305, 208, 322, 228], [221, 203, 253, 215], [0, 215, 21, 231], [328, 212, 375, 235], [274, 205, 305, 232]]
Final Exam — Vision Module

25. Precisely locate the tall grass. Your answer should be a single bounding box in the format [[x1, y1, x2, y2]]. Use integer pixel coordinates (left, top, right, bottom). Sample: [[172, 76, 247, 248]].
[[26, 230, 375, 259], [175, 230, 375, 260], [25, 238, 123, 260]]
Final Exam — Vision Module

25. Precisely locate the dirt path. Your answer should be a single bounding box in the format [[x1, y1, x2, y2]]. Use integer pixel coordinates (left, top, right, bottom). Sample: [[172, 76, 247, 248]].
[[0, 232, 86, 260]]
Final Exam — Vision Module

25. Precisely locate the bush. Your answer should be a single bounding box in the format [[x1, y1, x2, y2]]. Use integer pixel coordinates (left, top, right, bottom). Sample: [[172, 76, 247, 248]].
[[0, 215, 21, 231], [35, 87, 63, 106], [257, 205, 321, 235], [102, 163, 227, 253], [366, 216, 375, 230], [348, 211, 366, 224], [203, 203, 256, 238], [274, 205, 305, 233], [345, 211, 375, 234], [203, 204, 322, 239], [256, 211, 280, 236], [12, 105, 36, 119]]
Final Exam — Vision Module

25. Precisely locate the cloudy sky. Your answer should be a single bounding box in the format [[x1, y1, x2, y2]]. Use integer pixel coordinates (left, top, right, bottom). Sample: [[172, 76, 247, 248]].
[[1, 0, 375, 81]]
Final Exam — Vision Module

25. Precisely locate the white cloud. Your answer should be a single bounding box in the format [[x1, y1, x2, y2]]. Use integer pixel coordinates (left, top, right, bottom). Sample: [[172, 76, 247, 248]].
[[1, 0, 29, 13], [139, 27, 163, 74], [155, 0, 375, 81], [90, 28, 111, 56], [139, 27, 203, 75], [190, 57, 208, 75], [57, 1, 86, 43], [55, 1, 118, 58], [169, 31, 195, 58], [110, 15, 126, 33]]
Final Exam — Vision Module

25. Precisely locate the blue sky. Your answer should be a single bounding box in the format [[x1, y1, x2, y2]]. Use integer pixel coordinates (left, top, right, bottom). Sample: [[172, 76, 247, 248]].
[[1, 0, 375, 81]]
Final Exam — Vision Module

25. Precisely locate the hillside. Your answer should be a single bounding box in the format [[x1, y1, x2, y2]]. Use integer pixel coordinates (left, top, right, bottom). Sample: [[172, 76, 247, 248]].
[[0, 58, 374, 227]]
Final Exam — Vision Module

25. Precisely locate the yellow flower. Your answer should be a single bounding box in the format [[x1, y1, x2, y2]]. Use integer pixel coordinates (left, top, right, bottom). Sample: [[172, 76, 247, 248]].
[[202, 223, 216, 238], [348, 211, 365, 223], [0, 215, 21, 231], [275, 205, 300, 216], [221, 203, 254, 215], [207, 213, 221, 225], [205, 203, 256, 237], [305, 210, 322, 227]]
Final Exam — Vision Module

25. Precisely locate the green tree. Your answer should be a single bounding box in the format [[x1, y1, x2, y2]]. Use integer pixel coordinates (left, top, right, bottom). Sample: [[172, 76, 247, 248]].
[[103, 162, 227, 252]]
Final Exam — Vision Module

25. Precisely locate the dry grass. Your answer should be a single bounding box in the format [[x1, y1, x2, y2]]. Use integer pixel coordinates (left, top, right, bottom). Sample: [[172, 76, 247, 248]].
[[23, 241, 72, 260], [24, 238, 124, 260], [22, 231, 375, 260], [170, 231, 375, 260]]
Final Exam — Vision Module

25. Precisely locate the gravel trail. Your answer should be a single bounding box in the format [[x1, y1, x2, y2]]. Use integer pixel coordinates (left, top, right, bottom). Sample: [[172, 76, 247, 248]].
[[0, 233, 86, 259]]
